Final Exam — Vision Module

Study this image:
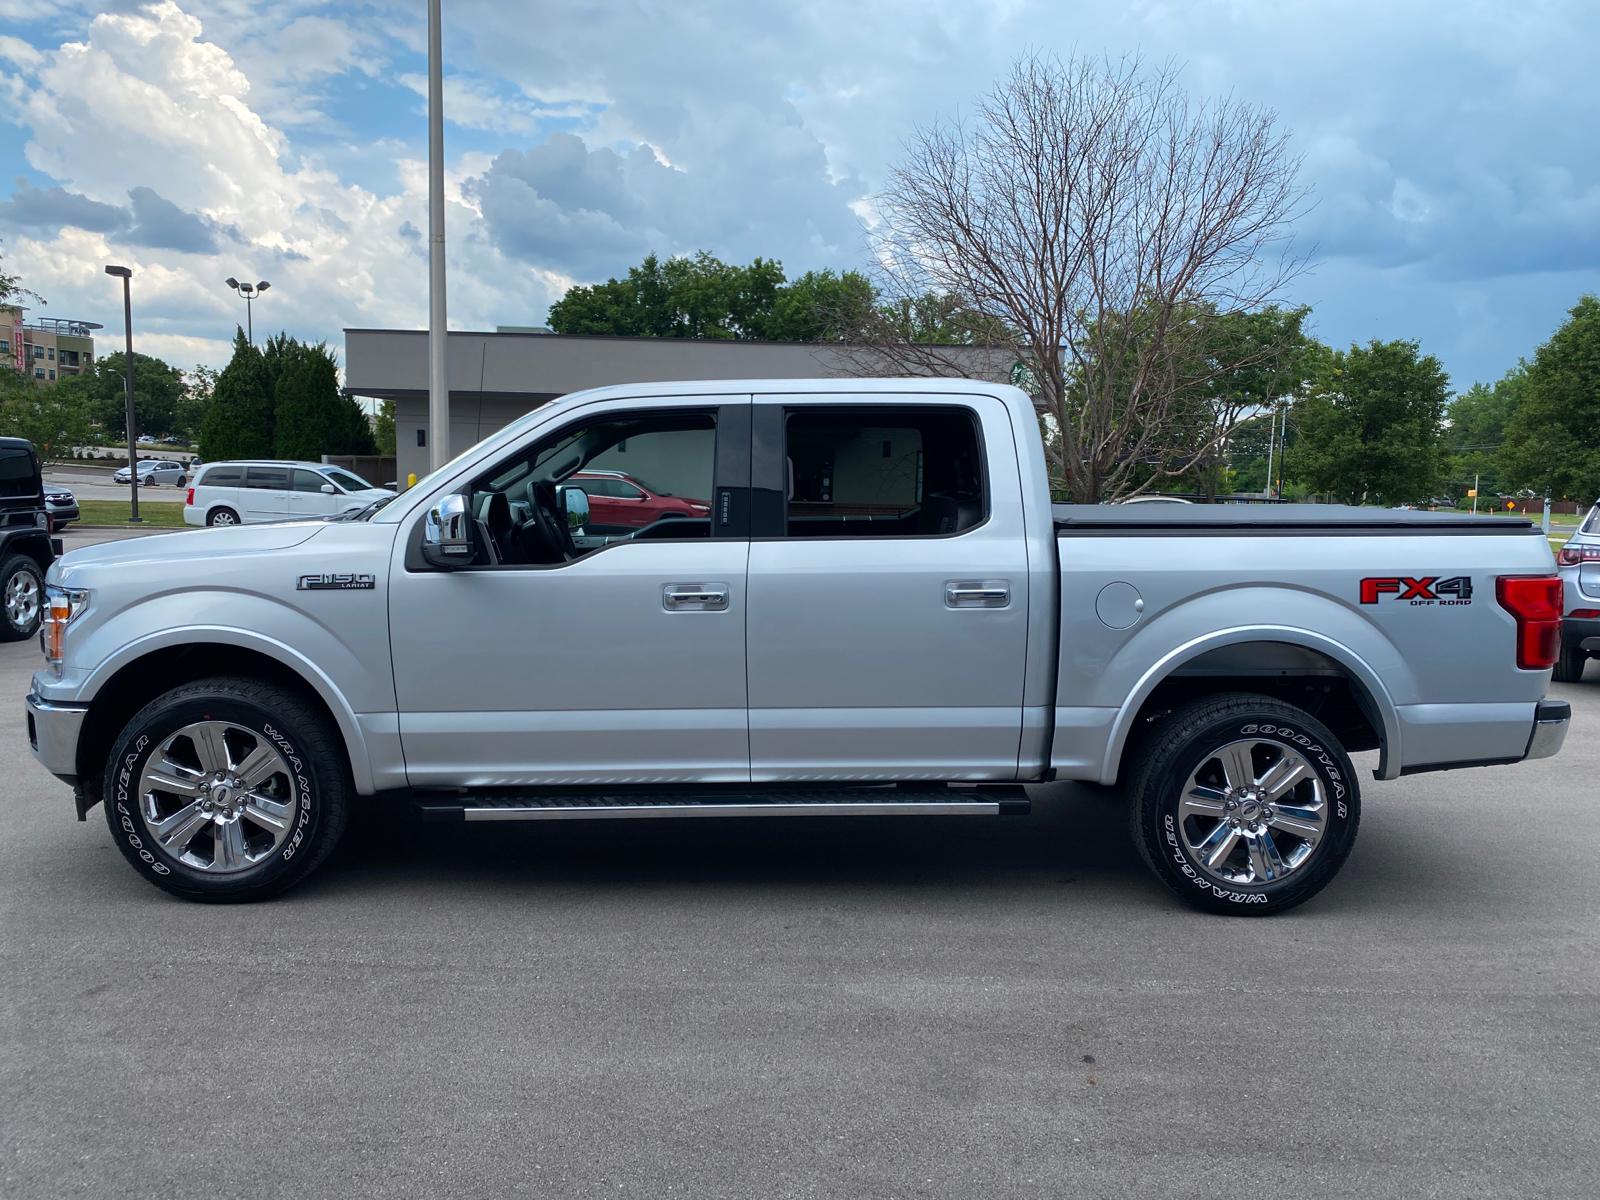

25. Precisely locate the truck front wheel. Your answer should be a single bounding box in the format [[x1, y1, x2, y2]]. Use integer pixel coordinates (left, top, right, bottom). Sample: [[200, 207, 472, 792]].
[[1128, 693, 1361, 916], [102, 677, 352, 902]]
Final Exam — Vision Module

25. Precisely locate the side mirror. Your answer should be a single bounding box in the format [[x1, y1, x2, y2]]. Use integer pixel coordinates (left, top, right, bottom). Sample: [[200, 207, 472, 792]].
[[559, 485, 589, 531], [421, 493, 475, 568], [320, 483, 336, 495]]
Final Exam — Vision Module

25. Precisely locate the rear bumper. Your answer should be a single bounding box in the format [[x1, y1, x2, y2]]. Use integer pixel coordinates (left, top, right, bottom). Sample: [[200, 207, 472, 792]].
[[25, 689, 87, 784], [1562, 613, 1600, 654], [1525, 699, 1570, 761]]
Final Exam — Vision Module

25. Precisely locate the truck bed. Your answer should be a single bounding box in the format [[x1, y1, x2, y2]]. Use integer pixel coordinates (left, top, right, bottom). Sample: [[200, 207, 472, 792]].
[[1053, 503, 1541, 535]]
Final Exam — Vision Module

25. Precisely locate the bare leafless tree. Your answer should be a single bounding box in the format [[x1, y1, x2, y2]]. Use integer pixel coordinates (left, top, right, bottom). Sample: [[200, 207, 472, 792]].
[[859, 53, 1309, 502]]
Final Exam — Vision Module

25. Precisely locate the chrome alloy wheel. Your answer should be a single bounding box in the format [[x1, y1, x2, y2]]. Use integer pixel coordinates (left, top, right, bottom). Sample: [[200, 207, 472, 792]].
[[209, 510, 238, 526], [5, 569, 40, 629], [137, 721, 299, 873], [1178, 739, 1326, 886]]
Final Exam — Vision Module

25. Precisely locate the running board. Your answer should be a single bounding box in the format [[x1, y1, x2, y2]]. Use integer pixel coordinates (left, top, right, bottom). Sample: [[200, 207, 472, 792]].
[[414, 785, 1030, 823]]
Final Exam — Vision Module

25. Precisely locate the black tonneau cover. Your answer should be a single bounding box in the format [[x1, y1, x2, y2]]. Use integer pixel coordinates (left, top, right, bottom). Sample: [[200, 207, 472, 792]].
[[1053, 503, 1539, 536]]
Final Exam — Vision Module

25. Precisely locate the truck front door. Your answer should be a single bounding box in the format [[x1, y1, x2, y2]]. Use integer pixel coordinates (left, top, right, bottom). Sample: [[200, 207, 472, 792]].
[[744, 394, 1031, 781], [387, 396, 753, 787]]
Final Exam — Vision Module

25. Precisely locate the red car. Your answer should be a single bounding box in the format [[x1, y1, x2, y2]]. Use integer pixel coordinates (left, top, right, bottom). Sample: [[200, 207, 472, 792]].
[[569, 470, 710, 530]]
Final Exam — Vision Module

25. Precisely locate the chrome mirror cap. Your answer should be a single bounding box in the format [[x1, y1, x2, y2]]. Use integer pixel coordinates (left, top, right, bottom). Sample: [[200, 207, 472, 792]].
[[559, 485, 589, 531], [421, 493, 474, 568]]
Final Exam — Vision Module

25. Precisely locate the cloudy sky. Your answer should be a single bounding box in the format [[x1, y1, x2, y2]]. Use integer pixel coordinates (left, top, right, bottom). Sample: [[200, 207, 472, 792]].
[[1, 0, 1597, 390]]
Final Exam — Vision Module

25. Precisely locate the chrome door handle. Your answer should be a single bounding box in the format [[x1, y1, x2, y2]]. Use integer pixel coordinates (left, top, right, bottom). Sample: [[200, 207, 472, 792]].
[[663, 583, 730, 611], [945, 581, 1011, 608]]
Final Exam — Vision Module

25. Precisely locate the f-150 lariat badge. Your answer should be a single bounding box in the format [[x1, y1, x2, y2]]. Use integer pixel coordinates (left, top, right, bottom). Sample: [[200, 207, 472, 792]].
[[297, 573, 376, 591]]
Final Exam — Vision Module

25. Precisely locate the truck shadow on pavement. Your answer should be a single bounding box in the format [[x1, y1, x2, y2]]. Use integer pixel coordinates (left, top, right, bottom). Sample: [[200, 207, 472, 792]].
[[319, 781, 1160, 903], [299, 779, 1465, 917]]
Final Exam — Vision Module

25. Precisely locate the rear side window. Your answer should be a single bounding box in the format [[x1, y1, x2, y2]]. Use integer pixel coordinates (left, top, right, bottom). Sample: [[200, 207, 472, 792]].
[[1583, 506, 1600, 535], [199, 465, 242, 487], [781, 405, 985, 538], [244, 466, 289, 490], [0, 445, 39, 498]]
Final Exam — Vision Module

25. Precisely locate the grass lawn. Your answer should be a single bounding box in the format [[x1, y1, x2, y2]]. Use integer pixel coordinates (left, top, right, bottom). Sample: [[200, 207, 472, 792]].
[[72, 500, 187, 528]]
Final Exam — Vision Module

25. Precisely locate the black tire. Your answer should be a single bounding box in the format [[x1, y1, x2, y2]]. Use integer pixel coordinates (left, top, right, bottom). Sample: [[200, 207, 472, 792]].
[[0, 553, 45, 642], [1552, 641, 1587, 684], [102, 677, 352, 902], [1128, 692, 1361, 916], [207, 507, 240, 527]]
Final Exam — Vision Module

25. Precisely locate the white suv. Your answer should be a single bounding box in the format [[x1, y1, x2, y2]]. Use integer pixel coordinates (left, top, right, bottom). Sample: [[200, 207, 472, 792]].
[[183, 461, 392, 527]]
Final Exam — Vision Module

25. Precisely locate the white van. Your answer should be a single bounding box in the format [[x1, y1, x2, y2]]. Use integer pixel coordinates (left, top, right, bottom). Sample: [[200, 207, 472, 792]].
[[183, 460, 392, 526]]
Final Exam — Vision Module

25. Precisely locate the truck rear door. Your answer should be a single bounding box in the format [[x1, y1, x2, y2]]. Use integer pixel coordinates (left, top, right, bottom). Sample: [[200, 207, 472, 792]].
[[744, 393, 1031, 781]]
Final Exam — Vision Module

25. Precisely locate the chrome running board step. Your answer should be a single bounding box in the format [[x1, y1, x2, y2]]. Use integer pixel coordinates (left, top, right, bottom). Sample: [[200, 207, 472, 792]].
[[415, 785, 1030, 823]]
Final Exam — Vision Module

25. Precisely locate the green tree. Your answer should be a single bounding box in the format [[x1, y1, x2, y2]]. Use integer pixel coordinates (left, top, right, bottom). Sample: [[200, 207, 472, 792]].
[[274, 341, 377, 459], [199, 330, 275, 460], [1443, 372, 1524, 500], [1287, 339, 1451, 505], [1, 238, 40, 310], [548, 253, 891, 343], [177, 365, 217, 441], [0, 369, 92, 459], [767, 269, 877, 341], [63, 352, 186, 438], [373, 399, 396, 455], [1500, 295, 1600, 503]]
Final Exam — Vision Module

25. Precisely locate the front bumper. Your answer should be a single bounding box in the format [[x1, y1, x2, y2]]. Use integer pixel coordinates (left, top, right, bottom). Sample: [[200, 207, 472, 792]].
[[25, 689, 88, 783], [1525, 699, 1570, 761]]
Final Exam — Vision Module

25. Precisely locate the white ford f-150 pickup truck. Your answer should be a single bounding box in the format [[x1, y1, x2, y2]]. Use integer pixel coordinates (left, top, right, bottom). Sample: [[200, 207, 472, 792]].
[[24, 379, 1571, 913]]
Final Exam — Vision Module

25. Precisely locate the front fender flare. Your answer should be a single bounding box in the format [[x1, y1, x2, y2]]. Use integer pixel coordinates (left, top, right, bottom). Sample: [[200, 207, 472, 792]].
[[79, 625, 380, 795]]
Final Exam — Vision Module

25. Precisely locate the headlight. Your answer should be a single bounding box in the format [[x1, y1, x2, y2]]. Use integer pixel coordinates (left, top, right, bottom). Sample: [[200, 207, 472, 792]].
[[41, 585, 89, 667]]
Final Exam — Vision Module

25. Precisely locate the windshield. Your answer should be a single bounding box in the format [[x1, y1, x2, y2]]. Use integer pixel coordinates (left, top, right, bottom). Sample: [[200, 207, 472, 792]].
[[325, 468, 375, 492]]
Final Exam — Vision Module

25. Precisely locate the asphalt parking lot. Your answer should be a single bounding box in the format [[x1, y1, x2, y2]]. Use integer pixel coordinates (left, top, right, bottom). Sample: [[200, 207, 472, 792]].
[[2, 584, 1597, 1197]]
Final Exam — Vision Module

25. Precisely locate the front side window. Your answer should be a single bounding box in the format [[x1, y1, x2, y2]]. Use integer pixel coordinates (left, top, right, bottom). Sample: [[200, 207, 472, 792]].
[[781, 406, 985, 538], [464, 409, 717, 567], [293, 469, 327, 493]]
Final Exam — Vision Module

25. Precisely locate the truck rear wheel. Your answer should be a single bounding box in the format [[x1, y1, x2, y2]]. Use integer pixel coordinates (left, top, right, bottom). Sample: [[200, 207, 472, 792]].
[[1128, 693, 1361, 916], [102, 677, 352, 902], [1, 553, 45, 642]]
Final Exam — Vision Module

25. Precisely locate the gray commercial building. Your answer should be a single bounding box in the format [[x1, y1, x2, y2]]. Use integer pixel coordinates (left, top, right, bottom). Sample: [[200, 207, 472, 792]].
[[343, 328, 1018, 487]]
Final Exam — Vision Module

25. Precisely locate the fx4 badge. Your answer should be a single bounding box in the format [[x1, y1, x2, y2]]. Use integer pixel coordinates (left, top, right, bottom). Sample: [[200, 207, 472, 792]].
[[1359, 575, 1473, 606], [298, 573, 376, 591]]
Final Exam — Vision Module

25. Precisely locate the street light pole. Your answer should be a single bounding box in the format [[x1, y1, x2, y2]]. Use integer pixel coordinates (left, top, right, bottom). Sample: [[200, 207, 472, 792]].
[[224, 277, 271, 344], [104, 265, 141, 524], [426, 0, 450, 470]]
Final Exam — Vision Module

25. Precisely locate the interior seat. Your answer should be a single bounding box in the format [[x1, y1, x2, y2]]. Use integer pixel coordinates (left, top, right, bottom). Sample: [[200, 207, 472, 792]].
[[475, 491, 519, 564]]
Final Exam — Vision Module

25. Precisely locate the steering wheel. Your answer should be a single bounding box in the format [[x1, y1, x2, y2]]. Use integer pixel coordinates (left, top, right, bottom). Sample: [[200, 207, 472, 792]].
[[521, 480, 576, 563]]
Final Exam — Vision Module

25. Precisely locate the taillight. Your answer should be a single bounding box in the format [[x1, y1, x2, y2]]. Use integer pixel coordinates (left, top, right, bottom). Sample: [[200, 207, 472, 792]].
[[185, 487, 195, 505], [1557, 544, 1600, 566], [1496, 575, 1563, 670]]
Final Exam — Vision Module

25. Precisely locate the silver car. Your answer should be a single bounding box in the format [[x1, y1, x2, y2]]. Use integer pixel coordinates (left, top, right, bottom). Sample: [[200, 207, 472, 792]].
[[1556, 501, 1600, 682], [111, 460, 187, 487]]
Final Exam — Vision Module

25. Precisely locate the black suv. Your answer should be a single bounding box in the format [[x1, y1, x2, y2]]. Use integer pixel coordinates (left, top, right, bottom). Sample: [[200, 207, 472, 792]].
[[1, 437, 61, 641]]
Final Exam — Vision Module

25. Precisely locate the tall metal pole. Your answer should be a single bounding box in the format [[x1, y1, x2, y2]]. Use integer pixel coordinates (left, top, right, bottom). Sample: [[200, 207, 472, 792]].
[[119, 275, 141, 523], [426, 0, 450, 470], [246, 295, 252, 345], [1263, 403, 1277, 499]]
